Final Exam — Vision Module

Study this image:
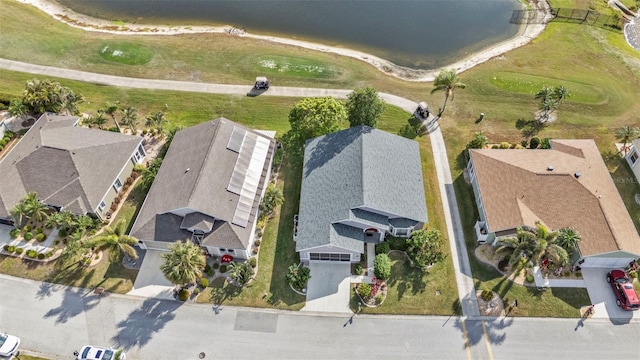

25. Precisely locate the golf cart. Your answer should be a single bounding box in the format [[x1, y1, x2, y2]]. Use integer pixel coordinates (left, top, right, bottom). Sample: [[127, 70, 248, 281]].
[[254, 76, 270, 90], [414, 101, 430, 120]]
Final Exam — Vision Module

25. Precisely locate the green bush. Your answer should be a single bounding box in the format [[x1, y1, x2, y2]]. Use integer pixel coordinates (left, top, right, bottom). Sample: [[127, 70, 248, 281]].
[[37, 253, 45, 260], [540, 138, 551, 149], [36, 233, 46, 242], [498, 259, 509, 272], [23, 232, 33, 241], [254, 239, 261, 247], [481, 289, 494, 301], [178, 289, 190, 301], [212, 263, 220, 270], [198, 277, 209, 288], [219, 265, 227, 273], [387, 236, 408, 251], [499, 142, 510, 149], [15, 247, 23, 254], [375, 241, 390, 255], [9, 228, 20, 238], [27, 249, 37, 258], [58, 228, 68, 238], [529, 137, 540, 149], [354, 263, 363, 275], [35, 227, 43, 234], [7, 245, 16, 253], [248, 257, 257, 268], [193, 287, 201, 295], [3, 244, 10, 251], [629, 271, 638, 279], [0, 139, 6, 147], [23, 225, 31, 232], [373, 253, 391, 280], [204, 264, 211, 273], [357, 283, 372, 299], [525, 274, 535, 283]]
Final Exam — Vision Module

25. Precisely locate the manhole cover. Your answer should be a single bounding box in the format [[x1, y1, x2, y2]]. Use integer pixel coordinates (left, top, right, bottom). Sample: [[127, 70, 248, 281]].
[[199, 352, 206, 359]]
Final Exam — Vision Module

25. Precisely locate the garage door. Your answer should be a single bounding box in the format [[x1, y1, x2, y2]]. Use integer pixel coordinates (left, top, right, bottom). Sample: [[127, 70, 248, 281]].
[[580, 256, 634, 269], [309, 253, 351, 262]]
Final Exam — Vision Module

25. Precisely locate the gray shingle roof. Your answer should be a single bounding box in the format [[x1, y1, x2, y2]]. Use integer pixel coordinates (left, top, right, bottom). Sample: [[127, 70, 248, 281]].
[[0, 113, 142, 218], [296, 126, 428, 252], [130, 118, 275, 249]]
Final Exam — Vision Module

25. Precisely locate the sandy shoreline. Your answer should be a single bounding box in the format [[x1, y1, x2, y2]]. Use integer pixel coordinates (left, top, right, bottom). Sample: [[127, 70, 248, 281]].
[[17, 0, 553, 82]]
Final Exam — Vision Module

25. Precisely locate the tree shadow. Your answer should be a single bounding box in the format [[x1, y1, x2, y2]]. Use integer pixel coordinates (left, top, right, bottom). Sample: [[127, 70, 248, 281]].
[[303, 126, 368, 178], [209, 278, 243, 305], [111, 298, 181, 351], [452, 317, 511, 348], [398, 116, 427, 139], [43, 286, 99, 324], [515, 118, 546, 138], [387, 252, 427, 301]]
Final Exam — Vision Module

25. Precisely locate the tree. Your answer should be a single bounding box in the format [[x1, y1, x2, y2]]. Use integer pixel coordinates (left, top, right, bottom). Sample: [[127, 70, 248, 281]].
[[430, 69, 466, 117], [102, 102, 121, 131], [120, 106, 139, 133], [345, 87, 386, 128], [556, 227, 581, 254], [373, 253, 391, 280], [25, 198, 48, 223], [61, 90, 85, 116], [15, 79, 84, 117], [286, 263, 311, 291], [74, 215, 96, 232], [7, 99, 28, 117], [616, 126, 640, 155], [466, 131, 488, 149], [146, 110, 169, 135], [406, 229, 446, 270], [535, 85, 569, 122], [281, 97, 346, 157], [530, 222, 569, 266], [259, 183, 284, 217], [92, 111, 108, 129], [166, 126, 184, 145], [60, 229, 89, 264], [9, 202, 29, 228], [160, 240, 206, 287], [228, 261, 254, 285], [85, 220, 138, 263], [140, 158, 163, 188], [534, 86, 554, 102]]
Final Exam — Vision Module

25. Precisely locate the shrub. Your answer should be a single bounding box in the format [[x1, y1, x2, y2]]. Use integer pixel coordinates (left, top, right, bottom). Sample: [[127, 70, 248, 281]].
[[387, 236, 408, 251], [36, 233, 46, 242], [540, 138, 551, 149], [0, 139, 6, 147], [46, 251, 53, 257], [58, 229, 68, 238], [525, 274, 535, 283], [23, 225, 31, 232], [204, 264, 211, 273], [520, 139, 528, 148], [254, 239, 261, 247], [35, 227, 43, 234], [354, 263, 363, 275], [9, 228, 20, 238], [178, 289, 190, 301], [252, 248, 259, 255], [212, 263, 220, 270], [3, 245, 10, 251], [142, 129, 148, 135], [529, 137, 540, 149], [219, 265, 227, 273], [7, 245, 15, 253], [286, 264, 311, 290], [629, 271, 638, 279], [481, 289, 494, 301], [37, 253, 46, 260], [491, 145, 500, 149], [257, 231, 263, 238], [193, 288, 201, 295], [248, 257, 257, 268], [23, 232, 33, 241], [198, 277, 209, 288], [373, 254, 391, 280], [498, 259, 509, 272], [15, 247, 23, 254], [27, 249, 38, 258], [357, 283, 372, 299], [375, 241, 390, 255], [499, 142, 510, 149]]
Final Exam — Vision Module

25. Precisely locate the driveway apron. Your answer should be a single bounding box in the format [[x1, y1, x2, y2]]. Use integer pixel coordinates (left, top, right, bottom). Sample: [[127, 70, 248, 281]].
[[581, 267, 640, 323], [302, 262, 352, 314], [128, 249, 175, 300]]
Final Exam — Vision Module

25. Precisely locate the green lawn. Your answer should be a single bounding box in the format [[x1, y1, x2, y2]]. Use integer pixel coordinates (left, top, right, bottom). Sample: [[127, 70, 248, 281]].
[[0, 250, 137, 294], [113, 180, 150, 233]]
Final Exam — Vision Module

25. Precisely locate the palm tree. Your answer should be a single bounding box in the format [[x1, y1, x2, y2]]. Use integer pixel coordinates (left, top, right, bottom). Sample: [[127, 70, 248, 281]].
[[10, 202, 29, 228], [495, 227, 538, 268], [60, 229, 89, 264], [92, 111, 108, 129], [61, 90, 85, 116], [26, 200, 48, 223], [120, 106, 139, 133], [539, 98, 559, 122], [553, 85, 570, 103], [228, 261, 254, 285], [259, 184, 285, 216], [166, 126, 184, 145], [74, 215, 95, 232], [146, 111, 169, 135], [140, 158, 163, 188], [534, 86, 554, 102], [103, 101, 121, 132], [160, 240, 206, 288], [556, 227, 581, 254], [616, 126, 640, 155], [84, 220, 138, 263], [430, 69, 466, 118]]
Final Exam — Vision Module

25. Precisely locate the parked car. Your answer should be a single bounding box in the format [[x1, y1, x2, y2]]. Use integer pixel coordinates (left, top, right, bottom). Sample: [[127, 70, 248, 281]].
[[254, 76, 270, 90], [607, 269, 640, 311], [76, 345, 126, 360], [0, 332, 20, 357]]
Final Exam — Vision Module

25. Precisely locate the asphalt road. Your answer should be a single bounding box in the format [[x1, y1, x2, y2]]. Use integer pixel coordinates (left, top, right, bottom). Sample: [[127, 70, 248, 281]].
[[2, 274, 639, 359]]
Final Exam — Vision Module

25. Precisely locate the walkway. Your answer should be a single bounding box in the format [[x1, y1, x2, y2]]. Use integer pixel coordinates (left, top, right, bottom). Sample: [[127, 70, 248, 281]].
[[0, 58, 479, 316]]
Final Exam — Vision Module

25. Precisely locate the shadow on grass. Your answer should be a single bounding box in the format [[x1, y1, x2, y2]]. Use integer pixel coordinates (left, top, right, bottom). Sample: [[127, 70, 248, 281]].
[[387, 252, 427, 301], [398, 116, 427, 139], [209, 277, 242, 304], [267, 159, 306, 308], [111, 298, 182, 351], [515, 118, 547, 138]]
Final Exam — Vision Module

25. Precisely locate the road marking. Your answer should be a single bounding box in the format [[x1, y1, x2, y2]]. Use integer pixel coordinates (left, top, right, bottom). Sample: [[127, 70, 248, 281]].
[[481, 321, 494, 360], [461, 320, 472, 360]]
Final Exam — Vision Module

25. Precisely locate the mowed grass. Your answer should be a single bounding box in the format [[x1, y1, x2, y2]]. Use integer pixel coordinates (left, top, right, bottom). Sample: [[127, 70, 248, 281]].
[[0, 250, 137, 294], [97, 42, 155, 65]]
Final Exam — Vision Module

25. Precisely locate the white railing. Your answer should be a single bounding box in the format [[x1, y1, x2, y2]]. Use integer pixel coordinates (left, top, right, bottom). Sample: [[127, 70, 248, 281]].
[[474, 220, 489, 243]]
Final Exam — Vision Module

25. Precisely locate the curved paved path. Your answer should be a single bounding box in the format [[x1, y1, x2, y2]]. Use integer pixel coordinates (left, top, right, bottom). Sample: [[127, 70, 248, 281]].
[[0, 58, 478, 318]]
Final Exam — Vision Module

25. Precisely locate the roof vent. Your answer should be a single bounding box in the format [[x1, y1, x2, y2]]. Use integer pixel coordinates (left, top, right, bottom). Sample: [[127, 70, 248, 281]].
[[574, 172, 581, 178], [547, 165, 554, 171], [185, 168, 190, 173]]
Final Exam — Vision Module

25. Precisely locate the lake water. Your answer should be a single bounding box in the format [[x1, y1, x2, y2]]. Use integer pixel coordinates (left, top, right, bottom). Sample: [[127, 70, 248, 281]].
[[57, 0, 523, 69]]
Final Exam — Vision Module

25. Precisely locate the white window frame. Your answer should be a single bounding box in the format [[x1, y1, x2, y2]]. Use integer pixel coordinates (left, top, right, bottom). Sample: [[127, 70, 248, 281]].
[[113, 178, 123, 192], [98, 201, 106, 212], [631, 151, 639, 165]]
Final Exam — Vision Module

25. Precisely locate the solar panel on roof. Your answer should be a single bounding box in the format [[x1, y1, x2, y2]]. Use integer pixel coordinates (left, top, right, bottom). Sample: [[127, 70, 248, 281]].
[[228, 129, 271, 227], [227, 127, 246, 153]]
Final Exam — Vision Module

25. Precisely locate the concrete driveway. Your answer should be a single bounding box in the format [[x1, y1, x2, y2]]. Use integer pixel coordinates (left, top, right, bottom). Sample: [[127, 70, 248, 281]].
[[581, 267, 640, 324], [0, 224, 13, 246], [302, 262, 352, 314], [128, 249, 175, 300]]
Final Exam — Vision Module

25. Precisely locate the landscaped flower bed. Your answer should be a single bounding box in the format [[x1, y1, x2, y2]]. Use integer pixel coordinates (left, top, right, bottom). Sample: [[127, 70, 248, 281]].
[[356, 277, 387, 307]]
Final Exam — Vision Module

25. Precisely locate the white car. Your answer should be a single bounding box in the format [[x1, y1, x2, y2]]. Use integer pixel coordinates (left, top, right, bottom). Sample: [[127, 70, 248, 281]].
[[0, 333, 20, 357], [76, 345, 126, 360]]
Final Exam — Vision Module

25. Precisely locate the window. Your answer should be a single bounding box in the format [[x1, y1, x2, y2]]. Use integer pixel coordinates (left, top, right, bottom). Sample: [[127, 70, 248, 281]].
[[220, 248, 227, 252], [98, 201, 106, 212], [631, 151, 639, 164], [113, 178, 123, 192], [395, 228, 410, 237], [228, 249, 235, 253]]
